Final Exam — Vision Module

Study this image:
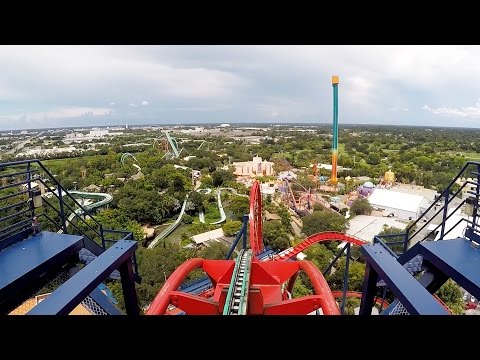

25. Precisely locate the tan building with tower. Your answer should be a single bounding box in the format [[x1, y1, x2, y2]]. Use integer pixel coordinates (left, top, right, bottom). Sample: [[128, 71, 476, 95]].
[[232, 156, 274, 177]]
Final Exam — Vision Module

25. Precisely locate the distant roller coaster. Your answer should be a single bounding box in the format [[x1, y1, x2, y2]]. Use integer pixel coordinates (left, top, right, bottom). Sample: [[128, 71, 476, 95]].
[[120, 152, 138, 165], [153, 132, 187, 160]]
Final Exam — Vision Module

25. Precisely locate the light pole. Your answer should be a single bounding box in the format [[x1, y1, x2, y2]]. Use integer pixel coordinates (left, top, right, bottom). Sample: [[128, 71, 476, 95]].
[[161, 265, 167, 282]]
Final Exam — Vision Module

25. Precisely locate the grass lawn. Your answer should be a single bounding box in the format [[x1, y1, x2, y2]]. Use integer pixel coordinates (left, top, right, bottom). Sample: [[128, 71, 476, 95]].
[[273, 152, 292, 159], [204, 203, 220, 223], [164, 223, 189, 244], [43, 154, 101, 167]]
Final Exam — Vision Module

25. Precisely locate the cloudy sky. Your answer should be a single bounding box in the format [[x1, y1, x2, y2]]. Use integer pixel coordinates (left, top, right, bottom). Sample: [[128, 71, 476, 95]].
[[2, 45, 480, 130]]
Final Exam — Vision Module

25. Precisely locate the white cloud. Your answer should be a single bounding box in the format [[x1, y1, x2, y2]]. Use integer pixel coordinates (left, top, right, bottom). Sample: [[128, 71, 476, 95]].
[[4, 45, 480, 128], [0, 106, 112, 122], [0, 45, 247, 106], [388, 107, 409, 112], [343, 76, 375, 109], [422, 99, 480, 118], [174, 105, 231, 112]]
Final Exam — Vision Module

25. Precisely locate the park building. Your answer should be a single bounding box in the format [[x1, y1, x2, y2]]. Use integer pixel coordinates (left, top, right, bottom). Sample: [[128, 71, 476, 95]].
[[232, 156, 274, 177], [367, 188, 429, 221], [358, 181, 376, 197]]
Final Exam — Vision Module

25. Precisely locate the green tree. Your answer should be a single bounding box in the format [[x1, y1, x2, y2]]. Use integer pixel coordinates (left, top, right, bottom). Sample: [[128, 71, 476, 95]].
[[200, 241, 230, 259], [262, 221, 290, 252], [292, 279, 313, 298], [302, 210, 348, 236], [436, 279, 464, 315], [302, 244, 335, 271], [94, 209, 145, 241], [222, 220, 243, 236], [327, 257, 366, 292], [182, 214, 193, 224], [367, 153, 381, 165], [376, 225, 406, 253], [265, 194, 272, 205], [131, 244, 198, 309], [187, 191, 206, 213], [211, 169, 235, 187], [228, 196, 250, 220], [343, 297, 361, 315], [350, 198, 373, 216], [185, 222, 217, 236], [265, 203, 293, 232]]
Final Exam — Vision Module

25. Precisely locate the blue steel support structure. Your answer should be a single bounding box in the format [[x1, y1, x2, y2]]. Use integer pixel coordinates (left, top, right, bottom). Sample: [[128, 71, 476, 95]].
[[57, 188, 68, 234], [242, 214, 248, 250], [26, 162, 35, 220], [359, 263, 378, 315], [119, 255, 141, 315], [359, 243, 449, 315], [473, 168, 480, 226], [322, 242, 350, 276], [27, 239, 139, 315], [375, 161, 480, 254], [0, 159, 141, 315], [440, 189, 449, 240], [225, 214, 249, 260], [340, 243, 350, 314]]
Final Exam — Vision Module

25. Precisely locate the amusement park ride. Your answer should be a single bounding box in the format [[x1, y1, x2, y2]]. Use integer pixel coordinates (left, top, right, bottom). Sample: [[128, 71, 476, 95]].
[[153, 132, 187, 160], [2, 76, 480, 315], [280, 176, 335, 216], [2, 157, 480, 315]]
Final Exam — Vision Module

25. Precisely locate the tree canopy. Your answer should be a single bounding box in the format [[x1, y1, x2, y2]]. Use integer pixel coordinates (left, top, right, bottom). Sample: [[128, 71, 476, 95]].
[[349, 198, 373, 216], [436, 279, 464, 315], [302, 210, 348, 236], [262, 221, 290, 252], [222, 220, 243, 237]]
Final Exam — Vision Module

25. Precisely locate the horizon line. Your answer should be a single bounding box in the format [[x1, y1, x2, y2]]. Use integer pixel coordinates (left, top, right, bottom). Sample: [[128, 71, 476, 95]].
[[3, 121, 480, 132]]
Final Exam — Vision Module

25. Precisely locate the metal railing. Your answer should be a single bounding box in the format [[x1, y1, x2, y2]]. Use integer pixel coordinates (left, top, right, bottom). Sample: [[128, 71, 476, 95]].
[[0, 159, 139, 277], [374, 161, 480, 255]]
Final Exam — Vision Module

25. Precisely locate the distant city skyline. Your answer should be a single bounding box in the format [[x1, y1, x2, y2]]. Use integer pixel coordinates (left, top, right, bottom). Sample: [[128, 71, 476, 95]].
[[2, 45, 480, 130]]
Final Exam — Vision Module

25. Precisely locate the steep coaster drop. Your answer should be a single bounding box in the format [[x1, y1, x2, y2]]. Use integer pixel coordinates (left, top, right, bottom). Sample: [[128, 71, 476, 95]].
[[146, 181, 348, 315]]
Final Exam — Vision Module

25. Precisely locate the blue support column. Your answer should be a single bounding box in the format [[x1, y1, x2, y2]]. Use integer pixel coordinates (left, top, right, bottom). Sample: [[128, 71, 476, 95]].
[[57, 187, 67, 234], [440, 190, 449, 239], [132, 251, 139, 279], [359, 263, 378, 315], [26, 162, 35, 219], [242, 214, 248, 250], [100, 224, 105, 250], [119, 257, 140, 315], [473, 164, 480, 227], [322, 243, 348, 276], [225, 214, 249, 260], [403, 227, 410, 254], [340, 243, 351, 314]]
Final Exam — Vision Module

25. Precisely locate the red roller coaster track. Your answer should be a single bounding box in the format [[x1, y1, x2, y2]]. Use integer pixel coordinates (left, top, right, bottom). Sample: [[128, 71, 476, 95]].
[[146, 181, 344, 315], [331, 291, 390, 309], [145, 180, 451, 315], [272, 232, 367, 261], [145, 256, 341, 315], [249, 181, 264, 256]]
